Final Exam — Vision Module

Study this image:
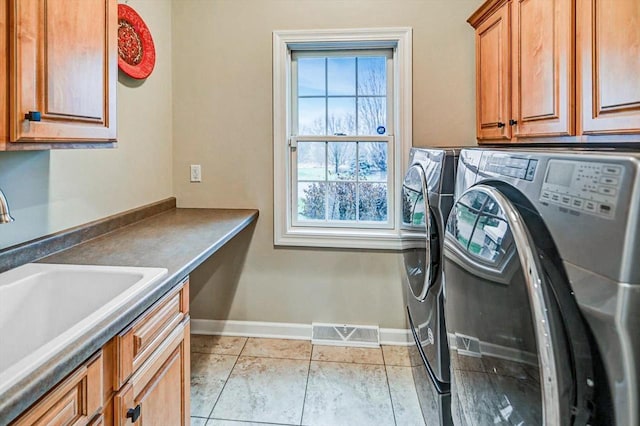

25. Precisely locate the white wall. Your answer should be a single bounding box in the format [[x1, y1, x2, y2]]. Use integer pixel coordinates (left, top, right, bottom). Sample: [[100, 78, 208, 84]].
[[172, 0, 480, 328], [0, 0, 174, 250]]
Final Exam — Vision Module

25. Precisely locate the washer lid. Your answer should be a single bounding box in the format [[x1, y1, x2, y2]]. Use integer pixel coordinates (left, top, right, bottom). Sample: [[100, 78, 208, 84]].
[[402, 164, 435, 301]]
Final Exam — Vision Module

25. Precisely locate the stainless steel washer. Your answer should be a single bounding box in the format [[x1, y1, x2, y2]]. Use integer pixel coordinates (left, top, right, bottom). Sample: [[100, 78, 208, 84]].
[[444, 148, 640, 425], [402, 147, 460, 425]]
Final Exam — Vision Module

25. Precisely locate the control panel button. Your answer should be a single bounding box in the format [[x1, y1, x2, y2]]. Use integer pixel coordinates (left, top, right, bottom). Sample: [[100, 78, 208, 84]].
[[572, 198, 584, 209], [551, 194, 560, 202], [598, 186, 617, 196], [541, 190, 551, 200], [602, 165, 622, 176], [599, 203, 614, 216], [600, 176, 619, 185], [584, 201, 597, 212], [561, 196, 571, 206]]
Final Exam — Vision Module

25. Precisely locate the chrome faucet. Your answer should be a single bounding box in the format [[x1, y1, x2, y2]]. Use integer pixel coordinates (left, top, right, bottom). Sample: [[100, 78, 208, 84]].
[[0, 188, 15, 224]]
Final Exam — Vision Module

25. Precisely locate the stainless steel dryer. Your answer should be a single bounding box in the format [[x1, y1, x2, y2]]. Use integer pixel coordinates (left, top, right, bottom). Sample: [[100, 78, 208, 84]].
[[444, 148, 640, 425], [402, 147, 460, 425]]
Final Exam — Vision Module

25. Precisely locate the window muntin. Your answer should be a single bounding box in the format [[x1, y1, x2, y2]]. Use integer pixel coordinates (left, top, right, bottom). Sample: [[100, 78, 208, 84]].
[[292, 50, 393, 228]]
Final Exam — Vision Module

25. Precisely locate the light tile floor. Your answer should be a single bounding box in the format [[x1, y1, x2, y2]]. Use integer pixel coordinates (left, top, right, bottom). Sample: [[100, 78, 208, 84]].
[[190, 335, 426, 426]]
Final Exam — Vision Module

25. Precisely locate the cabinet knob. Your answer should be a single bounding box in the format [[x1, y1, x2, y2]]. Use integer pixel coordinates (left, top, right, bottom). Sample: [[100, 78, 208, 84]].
[[24, 111, 42, 122], [509, 119, 518, 126], [497, 122, 505, 128], [126, 404, 141, 423]]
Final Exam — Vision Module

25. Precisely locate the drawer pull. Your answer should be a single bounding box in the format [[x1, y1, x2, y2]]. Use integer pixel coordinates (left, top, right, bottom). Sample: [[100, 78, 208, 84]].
[[126, 404, 141, 422]]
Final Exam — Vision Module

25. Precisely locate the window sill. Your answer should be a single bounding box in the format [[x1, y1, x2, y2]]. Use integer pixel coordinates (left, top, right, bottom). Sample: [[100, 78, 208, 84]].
[[275, 228, 404, 250]]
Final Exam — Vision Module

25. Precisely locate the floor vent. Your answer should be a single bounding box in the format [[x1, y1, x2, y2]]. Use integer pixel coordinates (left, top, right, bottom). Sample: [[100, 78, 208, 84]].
[[454, 333, 481, 357], [311, 323, 380, 347]]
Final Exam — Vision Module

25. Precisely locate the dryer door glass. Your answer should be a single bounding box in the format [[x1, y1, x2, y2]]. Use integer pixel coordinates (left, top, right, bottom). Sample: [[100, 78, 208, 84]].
[[402, 164, 435, 301], [444, 185, 564, 425]]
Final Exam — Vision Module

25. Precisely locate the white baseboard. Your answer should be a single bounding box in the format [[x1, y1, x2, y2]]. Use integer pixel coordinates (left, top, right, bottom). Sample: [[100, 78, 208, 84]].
[[191, 319, 311, 340], [191, 319, 413, 346]]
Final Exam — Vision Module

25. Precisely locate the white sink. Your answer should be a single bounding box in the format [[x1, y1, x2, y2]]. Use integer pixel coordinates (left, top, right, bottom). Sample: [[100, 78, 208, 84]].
[[0, 263, 168, 395]]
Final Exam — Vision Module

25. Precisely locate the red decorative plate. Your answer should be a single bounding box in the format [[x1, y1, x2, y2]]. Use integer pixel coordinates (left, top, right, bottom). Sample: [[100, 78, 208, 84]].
[[118, 4, 155, 79]]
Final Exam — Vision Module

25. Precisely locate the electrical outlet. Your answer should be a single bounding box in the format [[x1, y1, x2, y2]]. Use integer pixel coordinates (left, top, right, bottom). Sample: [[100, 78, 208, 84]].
[[190, 165, 202, 182]]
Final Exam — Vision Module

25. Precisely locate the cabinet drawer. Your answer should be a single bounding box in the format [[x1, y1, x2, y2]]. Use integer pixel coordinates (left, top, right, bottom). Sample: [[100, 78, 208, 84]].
[[12, 352, 103, 426], [116, 278, 189, 387]]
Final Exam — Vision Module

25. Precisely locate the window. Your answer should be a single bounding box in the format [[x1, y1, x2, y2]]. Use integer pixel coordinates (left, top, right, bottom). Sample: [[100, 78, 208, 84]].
[[293, 50, 392, 227], [273, 29, 412, 249]]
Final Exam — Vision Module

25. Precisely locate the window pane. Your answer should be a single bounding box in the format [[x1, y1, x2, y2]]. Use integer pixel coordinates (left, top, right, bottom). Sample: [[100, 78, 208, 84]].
[[298, 182, 326, 221], [298, 97, 326, 135], [358, 142, 387, 181], [298, 57, 325, 96], [357, 57, 386, 96], [328, 182, 356, 220], [298, 142, 326, 181], [358, 97, 386, 135], [328, 57, 355, 96], [327, 142, 356, 181], [328, 98, 356, 135], [359, 183, 388, 222]]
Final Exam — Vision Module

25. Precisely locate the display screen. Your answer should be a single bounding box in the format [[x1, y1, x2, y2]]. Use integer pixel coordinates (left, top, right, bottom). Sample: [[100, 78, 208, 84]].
[[545, 163, 575, 187]]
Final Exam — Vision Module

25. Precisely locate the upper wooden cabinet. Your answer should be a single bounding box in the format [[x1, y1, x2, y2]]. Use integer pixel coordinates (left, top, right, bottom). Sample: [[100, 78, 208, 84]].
[[511, 0, 574, 137], [470, 0, 640, 143], [578, 0, 640, 135], [469, 0, 574, 142], [474, 2, 511, 140], [1, 0, 117, 150]]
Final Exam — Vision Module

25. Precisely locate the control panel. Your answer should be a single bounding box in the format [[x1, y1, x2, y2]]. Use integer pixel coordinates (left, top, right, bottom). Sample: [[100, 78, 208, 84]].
[[481, 154, 538, 181], [540, 160, 623, 219]]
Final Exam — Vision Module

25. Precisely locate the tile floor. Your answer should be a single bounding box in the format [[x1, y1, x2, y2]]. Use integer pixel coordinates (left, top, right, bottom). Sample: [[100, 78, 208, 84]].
[[190, 335, 426, 426]]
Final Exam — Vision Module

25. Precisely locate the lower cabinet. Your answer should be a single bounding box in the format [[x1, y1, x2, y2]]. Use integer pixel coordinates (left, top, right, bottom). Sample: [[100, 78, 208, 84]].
[[12, 352, 103, 426], [114, 321, 190, 426], [11, 277, 190, 426]]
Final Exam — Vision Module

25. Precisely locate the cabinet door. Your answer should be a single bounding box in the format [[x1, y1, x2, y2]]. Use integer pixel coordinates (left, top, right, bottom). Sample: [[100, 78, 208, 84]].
[[578, 0, 640, 134], [9, 0, 117, 143], [12, 352, 103, 426], [114, 318, 191, 426], [475, 2, 511, 140], [511, 0, 574, 137]]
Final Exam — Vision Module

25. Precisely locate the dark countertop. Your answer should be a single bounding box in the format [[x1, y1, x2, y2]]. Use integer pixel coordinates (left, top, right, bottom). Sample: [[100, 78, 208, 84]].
[[0, 207, 258, 425]]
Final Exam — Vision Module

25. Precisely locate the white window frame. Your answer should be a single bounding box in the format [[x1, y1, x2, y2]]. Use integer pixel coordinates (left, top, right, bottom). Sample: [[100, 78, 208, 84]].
[[273, 28, 412, 250]]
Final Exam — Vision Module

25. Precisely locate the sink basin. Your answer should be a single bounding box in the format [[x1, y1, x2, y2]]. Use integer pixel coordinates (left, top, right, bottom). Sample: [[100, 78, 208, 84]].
[[0, 263, 168, 395]]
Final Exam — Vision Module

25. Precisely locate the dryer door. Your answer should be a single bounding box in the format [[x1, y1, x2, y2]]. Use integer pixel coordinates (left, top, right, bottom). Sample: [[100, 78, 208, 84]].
[[402, 164, 436, 301], [443, 185, 595, 425]]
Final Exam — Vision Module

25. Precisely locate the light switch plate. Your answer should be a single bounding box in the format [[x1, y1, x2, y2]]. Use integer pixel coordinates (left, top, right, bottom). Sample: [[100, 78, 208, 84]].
[[190, 165, 201, 182]]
